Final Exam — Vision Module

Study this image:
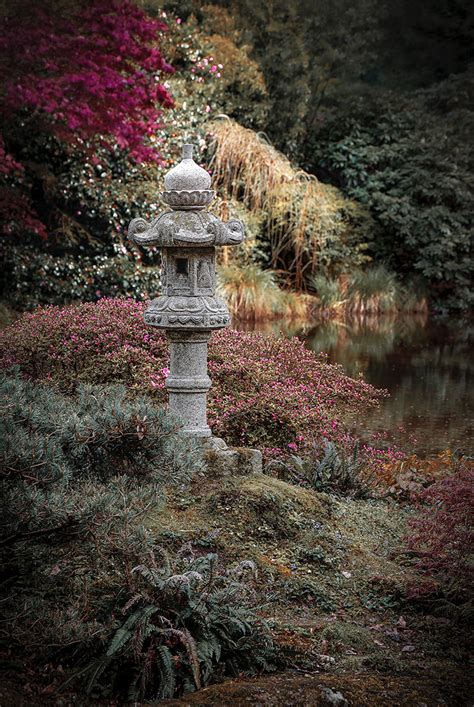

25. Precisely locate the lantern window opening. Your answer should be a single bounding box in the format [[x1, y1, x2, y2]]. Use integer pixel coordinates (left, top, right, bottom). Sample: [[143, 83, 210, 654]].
[[176, 257, 189, 275]]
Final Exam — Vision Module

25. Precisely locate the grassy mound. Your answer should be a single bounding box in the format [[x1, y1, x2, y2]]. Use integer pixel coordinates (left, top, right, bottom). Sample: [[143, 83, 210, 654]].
[[145, 467, 471, 703]]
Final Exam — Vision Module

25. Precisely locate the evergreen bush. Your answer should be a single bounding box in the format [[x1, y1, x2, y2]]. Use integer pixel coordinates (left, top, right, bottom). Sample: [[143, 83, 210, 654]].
[[0, 372, 271, 697], [0, 372, 200, 674]]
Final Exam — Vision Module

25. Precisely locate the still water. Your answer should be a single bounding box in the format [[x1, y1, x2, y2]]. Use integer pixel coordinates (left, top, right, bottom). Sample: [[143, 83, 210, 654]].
[[235, 314, 473, 456]]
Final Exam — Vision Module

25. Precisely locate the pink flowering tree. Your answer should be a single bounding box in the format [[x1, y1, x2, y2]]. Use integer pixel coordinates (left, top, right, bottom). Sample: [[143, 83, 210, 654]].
[[0, 0, 174, 240]]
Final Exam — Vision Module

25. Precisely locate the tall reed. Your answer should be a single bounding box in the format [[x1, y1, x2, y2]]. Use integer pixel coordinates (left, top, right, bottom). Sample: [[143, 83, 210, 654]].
[[310, 265, 428, 315], [217, 262, 310, 321], [347, 265, 397, 314], [208, 119, 366, 290]]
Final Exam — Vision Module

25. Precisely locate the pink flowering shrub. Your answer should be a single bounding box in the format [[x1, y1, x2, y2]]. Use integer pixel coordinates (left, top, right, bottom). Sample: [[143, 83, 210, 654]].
[[0, 0, 174, 242], [207, 328, 382, 452], [0, 298, 384, 456], [0, 0, 174, 163], [405, 460, 474, 613]]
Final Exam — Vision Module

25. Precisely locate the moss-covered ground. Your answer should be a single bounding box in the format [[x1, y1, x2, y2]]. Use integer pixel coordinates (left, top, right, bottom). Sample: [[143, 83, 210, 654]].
[[147, 471, 472, 706]]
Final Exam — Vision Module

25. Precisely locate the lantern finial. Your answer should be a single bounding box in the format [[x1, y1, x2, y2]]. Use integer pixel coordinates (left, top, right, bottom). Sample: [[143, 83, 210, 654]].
[[162, 142, 213, 209], [182, 143, 193, 159]]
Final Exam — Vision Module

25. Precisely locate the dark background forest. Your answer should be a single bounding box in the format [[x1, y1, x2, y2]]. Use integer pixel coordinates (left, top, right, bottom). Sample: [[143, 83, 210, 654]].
[[1, 0, 473, 315]]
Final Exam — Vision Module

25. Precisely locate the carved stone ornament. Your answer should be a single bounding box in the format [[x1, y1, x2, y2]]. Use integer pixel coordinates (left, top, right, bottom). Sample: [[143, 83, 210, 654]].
[[128, 143, 244, 437], [128, 210, 244, 248], [144, 295, 230, 330], [161, 189, 215, 210]]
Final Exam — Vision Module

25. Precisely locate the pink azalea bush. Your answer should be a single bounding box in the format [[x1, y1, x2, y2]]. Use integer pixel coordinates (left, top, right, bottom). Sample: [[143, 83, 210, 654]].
[[0, 298, 385, 457], [207, 328, 383, 453]]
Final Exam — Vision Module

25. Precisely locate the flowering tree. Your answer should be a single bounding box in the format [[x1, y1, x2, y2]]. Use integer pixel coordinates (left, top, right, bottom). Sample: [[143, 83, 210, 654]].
[[0, 0, 174, 238]]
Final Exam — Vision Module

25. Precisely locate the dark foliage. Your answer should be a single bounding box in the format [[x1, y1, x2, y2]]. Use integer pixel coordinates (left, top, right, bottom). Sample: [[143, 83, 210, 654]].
[[211, 0, 474, 308], [0, 372, 272, 698], [308, 78, 474, 309], [405, 457, 474, 618], [1, 242, 161, 309]]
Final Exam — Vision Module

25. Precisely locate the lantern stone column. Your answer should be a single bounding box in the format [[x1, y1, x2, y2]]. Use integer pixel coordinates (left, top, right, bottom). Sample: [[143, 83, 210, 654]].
[[166, 330, 212, 436], [128, 143, 244, 439]]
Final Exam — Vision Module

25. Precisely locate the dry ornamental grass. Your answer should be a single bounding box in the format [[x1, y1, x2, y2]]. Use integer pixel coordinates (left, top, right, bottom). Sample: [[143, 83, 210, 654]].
[[208, 119, 367, 290]]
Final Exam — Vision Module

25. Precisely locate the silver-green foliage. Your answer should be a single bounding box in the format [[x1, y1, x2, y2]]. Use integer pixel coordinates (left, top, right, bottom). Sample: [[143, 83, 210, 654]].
[[0, 372, 202, 681], [83, 551, 274, 700], [288, 441, 372, 498]]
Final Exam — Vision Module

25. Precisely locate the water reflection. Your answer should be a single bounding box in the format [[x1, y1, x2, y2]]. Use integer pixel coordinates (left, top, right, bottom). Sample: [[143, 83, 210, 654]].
[[235, 314, 474, 455]]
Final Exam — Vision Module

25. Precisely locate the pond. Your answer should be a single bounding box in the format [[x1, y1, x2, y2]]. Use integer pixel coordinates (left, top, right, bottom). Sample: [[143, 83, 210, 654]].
[[235, 314, 474, 456]]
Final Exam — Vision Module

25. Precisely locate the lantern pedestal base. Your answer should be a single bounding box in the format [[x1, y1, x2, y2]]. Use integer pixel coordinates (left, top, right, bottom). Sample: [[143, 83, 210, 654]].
[[201, 438, 263, 477]]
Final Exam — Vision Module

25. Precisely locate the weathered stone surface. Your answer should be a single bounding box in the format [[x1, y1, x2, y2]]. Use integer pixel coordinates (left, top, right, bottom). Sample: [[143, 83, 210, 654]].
[[164, 143, 211, 193], [319, 687, 349, 707], [128, 210, 244, 247], [201, 436, 228, 451], [128, 143, 244, 438], [204, 446, 263, 476], [166, 331, 212, 437]]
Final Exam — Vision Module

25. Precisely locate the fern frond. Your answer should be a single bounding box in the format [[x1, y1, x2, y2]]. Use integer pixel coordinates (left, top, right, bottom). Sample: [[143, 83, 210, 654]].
[[106, 627, 132, 657], [156, 645, 176, 699], [85, 657, 111, 695], [180, 627, 201, 691], [132, 564, 163, 587], [107, 606, 157, 657], [122, 593, 143, 614]]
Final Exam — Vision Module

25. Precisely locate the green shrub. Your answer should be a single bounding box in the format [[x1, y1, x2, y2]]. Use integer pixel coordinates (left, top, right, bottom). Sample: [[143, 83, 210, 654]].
[[311, 266, 427, 314], [82, 552, 273, 700], [347, 265, 398, 314], [0, 372, 198, 488], [0, 372, 272, 697], [310, 77, 474, 310], [0, 242, 162, 309]]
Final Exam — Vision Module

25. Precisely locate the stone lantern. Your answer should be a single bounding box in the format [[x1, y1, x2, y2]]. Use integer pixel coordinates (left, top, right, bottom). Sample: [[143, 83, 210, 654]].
[[128, 144, 244, 439]]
